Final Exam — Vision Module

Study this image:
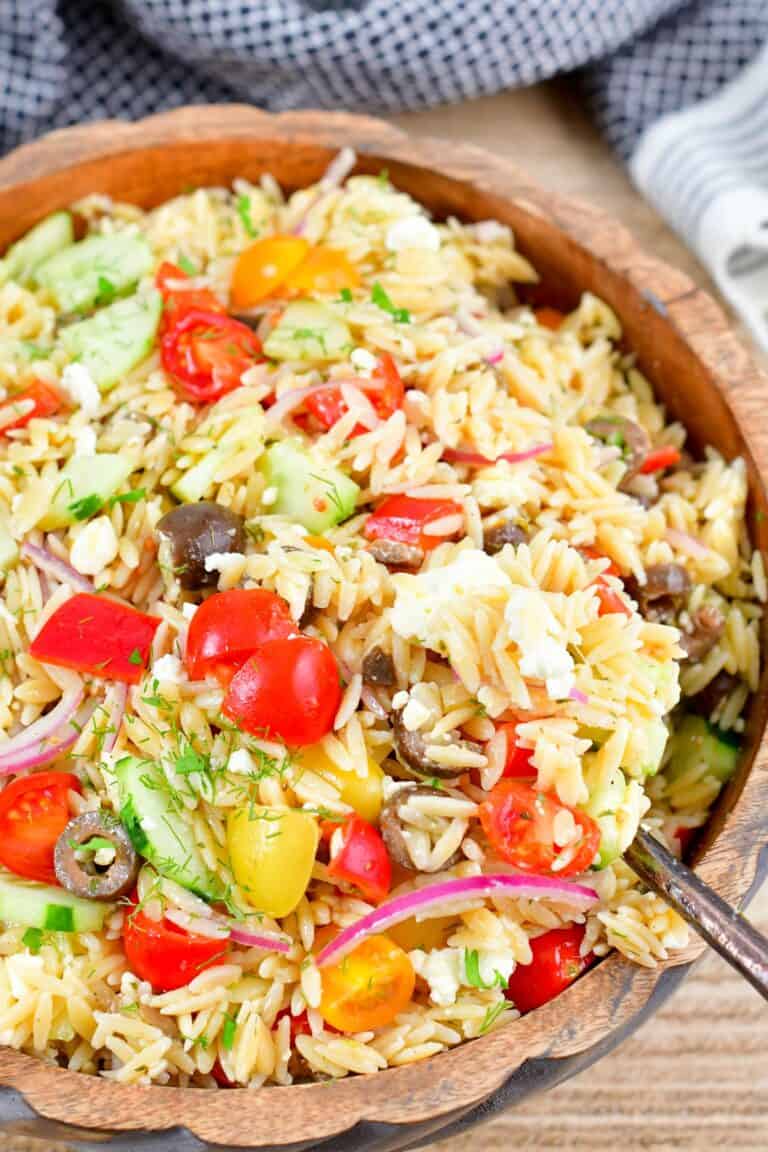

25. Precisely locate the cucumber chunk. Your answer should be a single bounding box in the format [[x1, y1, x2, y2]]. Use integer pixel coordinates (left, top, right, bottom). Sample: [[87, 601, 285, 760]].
[[2, 212, 74, 286], [665, 713, 739, 786], [39, 453, 134, 530], [0, 511, 18, 573], [36, 232, 154, 314], [260, 438, 359, 532], [114, 755, 221, 900], [621, 716, 669, 779], [0, 873, 107, 933], [171, 448, 228, 504], [263, 301, 352, 362], [60, 290, 162, 391], [583, 756, 647, 868]]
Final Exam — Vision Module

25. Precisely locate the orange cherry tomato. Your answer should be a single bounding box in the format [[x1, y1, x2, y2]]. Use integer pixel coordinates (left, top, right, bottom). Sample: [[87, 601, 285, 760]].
[[284, 245, 360, 297], [0, 771, 81, 884], [479, 781, 600, 877], [319, 935, 415, 1032], [230, 236, 309, 309], [534, 307, 565, 331]]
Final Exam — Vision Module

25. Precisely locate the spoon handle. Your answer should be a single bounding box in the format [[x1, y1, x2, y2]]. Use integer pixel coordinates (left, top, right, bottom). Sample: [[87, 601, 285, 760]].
[[626, 826, 768, 1001]]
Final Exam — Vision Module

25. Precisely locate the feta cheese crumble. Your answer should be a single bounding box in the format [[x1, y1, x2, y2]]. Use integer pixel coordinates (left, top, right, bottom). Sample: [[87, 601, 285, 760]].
[[72, 425, 97, 457], [391, 549, 510, 643], [70, 515, 118, 575], [60, 363, 100, 417], [151, 654, 184, 684], [410, 947, 516, 1006], [385, 216, 441, 252], [350, 347, 378, 374]]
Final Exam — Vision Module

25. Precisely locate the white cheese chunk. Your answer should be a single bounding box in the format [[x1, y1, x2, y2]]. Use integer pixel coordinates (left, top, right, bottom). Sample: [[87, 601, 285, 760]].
[[70, 515, 118, 575], [151, 654, 184, 684], [60, 363, 100, 417], [72, 425, 97, 457], [385, 216, 441, 252]]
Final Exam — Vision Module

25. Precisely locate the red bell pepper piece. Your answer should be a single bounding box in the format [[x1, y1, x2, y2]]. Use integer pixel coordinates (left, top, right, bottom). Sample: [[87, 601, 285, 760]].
[[639, 446, 681, 474], [0, 380, 62, 433], [29, 593, 160, 684], [364, 494, 463, 551]]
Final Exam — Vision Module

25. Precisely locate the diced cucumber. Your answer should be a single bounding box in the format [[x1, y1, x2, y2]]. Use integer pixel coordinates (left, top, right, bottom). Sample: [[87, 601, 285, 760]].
[[36, 231, 153, 314], [0, 873, 107, 933], [263, 301, 352, 362], [640, 657, 680, 715], [621, 716, 669, 779], [260, 438, 359, 532], [171, 448, 227, 504], [0, 511, 18, 573], [38, 453, 133, 530], [583, 757, 646, 868], [114, 755, 221, 900], [2, 212, 74, 287], [60, 290, 162, 391], [665, 713, 740, 786]]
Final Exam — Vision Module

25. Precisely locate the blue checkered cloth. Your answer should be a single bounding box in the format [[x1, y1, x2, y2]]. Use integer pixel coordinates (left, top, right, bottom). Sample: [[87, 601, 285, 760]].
[[1, 1, 767, 349]]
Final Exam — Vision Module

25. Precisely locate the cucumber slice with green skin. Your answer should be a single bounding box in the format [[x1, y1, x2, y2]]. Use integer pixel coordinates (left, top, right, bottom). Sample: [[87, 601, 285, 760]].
[[2, 212, 74, 287], [36, 232, 154, 314], [665, 713, 740, 785], [171, 447, 227, 504], [263, 301, 352, 362], [114, 755, 221, 901], [60, 290, 162, 392], [0, 873, 107, 932], [626, 717, 669, 778], [38, 453, 134, 531], [260, 438, 359, 532], [0, 512, 18, 573], [583, 757, 646, 868]]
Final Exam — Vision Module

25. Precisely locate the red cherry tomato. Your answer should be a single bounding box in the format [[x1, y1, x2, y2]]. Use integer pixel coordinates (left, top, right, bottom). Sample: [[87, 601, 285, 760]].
[[29, 593, 160, 684], [0, 380, 63, 434], [302, 353, 405, 436], [504, 925, 593, 1013], [580, 548, 630, 617], [122, 901, 228, 992], [675, 826, 696, 854], [161, 308, 262, 404], [496, 722, 536, 778], [156, 262, 224, 334], [479, 781, 600, 877], [326, 815, 391, 903], [640, 446, 681, 474], [210, 1059, 236, 1087], [274, 1007, 313, 1040], [0, 771, 81, 884], [185, 589, 296, 683], [222, 635, 341, 746], [364, 494, 463, 551]]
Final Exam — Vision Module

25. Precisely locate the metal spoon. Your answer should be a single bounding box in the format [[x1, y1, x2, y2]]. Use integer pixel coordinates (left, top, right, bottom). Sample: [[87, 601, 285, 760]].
[[626, 826, 768, 1001]]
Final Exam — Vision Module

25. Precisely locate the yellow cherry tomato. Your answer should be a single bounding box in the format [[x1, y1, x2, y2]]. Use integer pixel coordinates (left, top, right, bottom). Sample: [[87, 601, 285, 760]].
[[296, 744, 384, 822], [231, 236, 309, 309], [227, 805, 318, 917], [319, 935, 415, 1032], [388, 915, 455, 954], [284, 245, 360, 298]]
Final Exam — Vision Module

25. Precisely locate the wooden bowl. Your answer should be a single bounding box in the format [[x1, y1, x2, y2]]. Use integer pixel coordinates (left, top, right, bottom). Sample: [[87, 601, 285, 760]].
[[0, 107, 766, 1152]]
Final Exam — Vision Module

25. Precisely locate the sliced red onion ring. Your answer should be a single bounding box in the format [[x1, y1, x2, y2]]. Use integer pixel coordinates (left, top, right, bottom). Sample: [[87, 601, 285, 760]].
[[569, 687, 589, 704], [665, 528, 710, 558], [228, 923, 292, 953], [265, 383, 340, 429], [339, 382, 380, 430], [485, 349, 505, 366], [293, 148, 357, 235], [21, 540, 93, 594], [315, 872, 599, 968], [101, 682, 128, 755], [442, 442, 553, 467], [0, 674, 87, 775]]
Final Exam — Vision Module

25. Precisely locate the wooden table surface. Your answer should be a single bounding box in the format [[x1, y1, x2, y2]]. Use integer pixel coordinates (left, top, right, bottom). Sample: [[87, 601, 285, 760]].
[[392, 84, 768, 1152], [4, 85, 767, 1152]]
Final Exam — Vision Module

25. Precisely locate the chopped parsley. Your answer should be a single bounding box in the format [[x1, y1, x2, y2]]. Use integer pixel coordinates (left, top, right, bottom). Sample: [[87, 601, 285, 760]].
[[464, 949, 507, 990], [221, 1015, 237, 1051], [71, 835, 115, 856], [68, 493, 104, 520], [478, 1000, 507, 1035], [338, 287, 353, 303], [237, 194, 259, 238], [22, 927, 43, 954], [109, 488, 146, 507], [371, 281, 410, 324], [177, 254, 198, 276], [95, 275, 117, 306], [127, 648, 144, 667]]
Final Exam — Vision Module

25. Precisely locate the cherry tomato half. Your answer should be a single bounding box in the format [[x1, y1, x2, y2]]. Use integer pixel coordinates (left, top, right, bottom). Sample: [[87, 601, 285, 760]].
[[161, 308, 262, 404], [319, 935, 415, 1032], [364, 494, 463, 551], [230, 236, 310, 309], [29, 593, 160, 684], [326, 815, 391, 903], [283, 245, 360, 298], [302, 353, 405, 436], [479, 781, 600, 877], [122, 902, 228, 992], [0, 380, 63, 434], [223, 635, 341, 746], [504, 925, 593, 1013], [156, 261, 224, 334], [0, 771, 81, 884], [185, 588, 295, 683], [496, 722, 536, 778]]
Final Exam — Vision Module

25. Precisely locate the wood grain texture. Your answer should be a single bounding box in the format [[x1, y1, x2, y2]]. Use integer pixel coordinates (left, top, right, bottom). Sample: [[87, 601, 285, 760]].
[[0, 104, 765, 1149]]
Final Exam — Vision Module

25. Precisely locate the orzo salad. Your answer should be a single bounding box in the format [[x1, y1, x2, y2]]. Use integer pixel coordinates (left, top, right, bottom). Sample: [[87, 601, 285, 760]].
[[0, 150, 761, 1086]]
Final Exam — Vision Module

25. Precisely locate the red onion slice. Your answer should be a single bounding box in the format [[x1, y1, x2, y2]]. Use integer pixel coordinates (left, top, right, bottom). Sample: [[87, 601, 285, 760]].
[[442, 442, 553, 467], [665, 528, 710, 558], [568, 687, 589, 705], [21, 540, 93, 594], [293, 148, 356, 235], [228, 923, 292, 953], [101, 682, 128, 755], [315, 872, 599, 967], [265, 383, 340, 429], [0, 673, 86, 774]]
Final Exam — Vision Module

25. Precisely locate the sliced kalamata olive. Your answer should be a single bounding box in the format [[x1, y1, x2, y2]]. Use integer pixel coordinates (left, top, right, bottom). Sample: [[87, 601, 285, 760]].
[[482, 520, 528, 556], [298, 580, 316, 629], [679, 603, 725, 662], [380, 784, 462, 871], [54, 811, 139, 901], [362, 646, 396, 687], [156, 501, 245, 590], [392, 709, 482, 781], [692, 669, 739, 716], [367, 539, 424, 569], [585, 415, 650, 485], [626, 563, 691, 616]]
